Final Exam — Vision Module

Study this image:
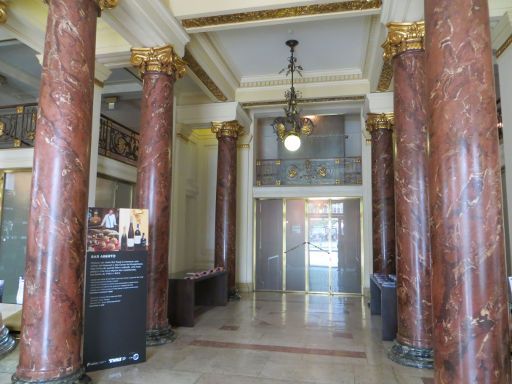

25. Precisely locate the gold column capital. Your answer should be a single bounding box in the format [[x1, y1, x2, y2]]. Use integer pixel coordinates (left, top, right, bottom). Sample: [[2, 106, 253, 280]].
[[211, 120, 245, 140], [42, 0, 118, 15], [130, 45, 187, 78], [382, 21, 425, 61], [366, 113, 394, 133], [97, 0, 118, 11], [0, 1, 8, 24]]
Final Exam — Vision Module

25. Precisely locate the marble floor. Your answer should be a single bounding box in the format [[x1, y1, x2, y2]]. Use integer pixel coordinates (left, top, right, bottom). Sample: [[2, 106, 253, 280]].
[[0, 292, 434, 384]]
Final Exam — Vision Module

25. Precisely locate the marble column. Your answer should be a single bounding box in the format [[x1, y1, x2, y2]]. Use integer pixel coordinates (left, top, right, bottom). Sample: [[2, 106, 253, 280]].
[[425, 0, 511, 382], [366, 113, 395, 275], [131, 45, 186, 346], [12, 1, 117, 383], [383, 21, 433, 369], [0, 314, 15, 359], [212, 121, 244, 299]]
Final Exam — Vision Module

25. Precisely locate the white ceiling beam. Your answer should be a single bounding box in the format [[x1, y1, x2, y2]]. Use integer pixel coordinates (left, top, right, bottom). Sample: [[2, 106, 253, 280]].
[[177, 101, 252, 129], [103, 82, 142, 95], [0, 1, 45, 53], [101, 0, 190, 57], [186, 34, 238, 101], [0, 59, 40, 90]]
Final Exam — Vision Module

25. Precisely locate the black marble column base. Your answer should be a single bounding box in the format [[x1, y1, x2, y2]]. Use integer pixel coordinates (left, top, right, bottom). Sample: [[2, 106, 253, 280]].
[[12, 368, 91, 384], [146, 325, 176, 346], [228, 288, 241, 301], [0, 326, 15, 359], [388, 341, 433, 369]]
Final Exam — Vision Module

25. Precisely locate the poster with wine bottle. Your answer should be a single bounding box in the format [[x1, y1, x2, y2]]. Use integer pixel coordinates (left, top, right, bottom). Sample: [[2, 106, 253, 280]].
[[83, 208, 148, 372]]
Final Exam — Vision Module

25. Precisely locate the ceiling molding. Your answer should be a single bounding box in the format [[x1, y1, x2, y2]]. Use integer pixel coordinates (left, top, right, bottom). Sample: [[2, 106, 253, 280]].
[[241, 95, 365, 109], [240, 68, 362, 88], [185, 34, 238, 101], [236, 79, 370, 103], [181, 0, 382, 32], [492, 11, 512, 57], [183, 50, 227, 102], [101, 0, 190, 57]]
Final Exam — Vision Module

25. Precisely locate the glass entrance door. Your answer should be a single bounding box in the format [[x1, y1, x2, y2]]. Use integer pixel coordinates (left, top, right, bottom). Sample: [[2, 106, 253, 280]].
[[255, 197, 362, 295], [307, 200, 332, 293]]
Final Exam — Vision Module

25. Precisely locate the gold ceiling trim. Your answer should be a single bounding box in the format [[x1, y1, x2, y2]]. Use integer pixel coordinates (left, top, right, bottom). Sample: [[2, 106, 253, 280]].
[[366, 113, 394, 133], [377, 61, 393, 92], [237, 144, 250, 149], [241, 96, 365, 109], [497, 34, 512, 59], [131, 45, 187, 78], [0, 2, 7, 24], [181, 1, 382, 29], [184, 50, 228, 102]]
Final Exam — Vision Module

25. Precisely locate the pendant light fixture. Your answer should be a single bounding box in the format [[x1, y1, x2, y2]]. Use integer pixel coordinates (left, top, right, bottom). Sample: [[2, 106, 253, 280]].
[[272, 40, 313, 152]]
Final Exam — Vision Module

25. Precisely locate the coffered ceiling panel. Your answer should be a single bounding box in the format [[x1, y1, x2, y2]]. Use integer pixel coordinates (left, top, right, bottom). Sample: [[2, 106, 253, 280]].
[[210, 16, 371, 81]]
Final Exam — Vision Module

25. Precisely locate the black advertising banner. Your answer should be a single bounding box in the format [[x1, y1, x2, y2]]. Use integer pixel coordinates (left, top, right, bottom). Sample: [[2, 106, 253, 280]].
[[84, 208, 148, 372]]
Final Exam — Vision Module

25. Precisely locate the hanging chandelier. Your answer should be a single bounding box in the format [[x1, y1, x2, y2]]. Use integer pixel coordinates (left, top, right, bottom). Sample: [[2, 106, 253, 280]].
[[272, 40, 313, 152]]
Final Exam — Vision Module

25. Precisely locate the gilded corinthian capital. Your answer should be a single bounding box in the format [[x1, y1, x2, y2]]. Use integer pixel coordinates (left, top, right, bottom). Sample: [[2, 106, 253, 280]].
[[211, 121, 245, 140], [97, 0, 118, 10], [0, 1, 8, 24], [131, 45, 187, 78], [382, 21, 425, 61], [366, 113, 394, 133]]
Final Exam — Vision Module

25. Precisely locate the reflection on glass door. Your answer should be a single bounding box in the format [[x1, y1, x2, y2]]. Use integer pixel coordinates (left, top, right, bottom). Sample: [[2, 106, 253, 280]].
[[0, 170, 32, 303], [330, 199, 361, 293], [307, 200, 332, 292], [255, 199, 283, 290], [255, 197, 362, 295]]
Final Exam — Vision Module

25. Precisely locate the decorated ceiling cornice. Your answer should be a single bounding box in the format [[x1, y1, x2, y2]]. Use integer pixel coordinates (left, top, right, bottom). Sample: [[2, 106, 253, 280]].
[[181, 0, 382, 29], [241, 96, 365, 109], [184, 50, 228, 102]]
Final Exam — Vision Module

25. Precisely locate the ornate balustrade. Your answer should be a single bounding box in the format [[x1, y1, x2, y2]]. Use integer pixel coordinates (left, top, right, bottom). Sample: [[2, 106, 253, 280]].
[[256, 157, 362, 186], [0, 104, 38, 149], [0, 104, 139, 166], [98, 114, 139, 166]]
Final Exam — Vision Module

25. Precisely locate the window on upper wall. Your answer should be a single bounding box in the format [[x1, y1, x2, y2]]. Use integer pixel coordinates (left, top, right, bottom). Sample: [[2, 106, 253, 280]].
[[255, 114, 362, 186]]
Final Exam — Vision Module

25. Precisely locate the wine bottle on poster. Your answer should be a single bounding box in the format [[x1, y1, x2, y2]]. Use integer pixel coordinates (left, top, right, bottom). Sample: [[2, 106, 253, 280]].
[[127, 218, 135, 250], [134, 224, 141, 247], [121, 226, 127, 251]]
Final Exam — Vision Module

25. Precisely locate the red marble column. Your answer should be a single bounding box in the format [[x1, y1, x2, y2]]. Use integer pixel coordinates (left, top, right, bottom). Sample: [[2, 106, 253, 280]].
[[131, 46, 186, 346], [366, 114, 395, 275], [425, 1, 511, 382], [13, 0, 100, 382], [212, 121, 243, 299], [384, 22, 433, 369]]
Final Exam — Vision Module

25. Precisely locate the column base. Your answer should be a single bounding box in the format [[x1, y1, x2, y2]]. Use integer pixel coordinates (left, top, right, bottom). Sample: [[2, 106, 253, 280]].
[[388, 341, 433, 369], [146, 325, 176, 346], [228, 288, 241, 301], [12, 369, 90, 384], [0, 326, 16, 359]]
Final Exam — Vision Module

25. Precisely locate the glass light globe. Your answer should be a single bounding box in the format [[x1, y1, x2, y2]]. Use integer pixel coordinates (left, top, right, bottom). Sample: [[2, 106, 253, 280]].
[[284, 132, 301, 151]]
